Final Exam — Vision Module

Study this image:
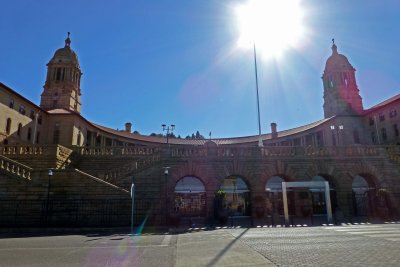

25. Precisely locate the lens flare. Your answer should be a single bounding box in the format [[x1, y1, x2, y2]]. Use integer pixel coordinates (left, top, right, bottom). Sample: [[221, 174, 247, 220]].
[[235, 0, 305, 58]]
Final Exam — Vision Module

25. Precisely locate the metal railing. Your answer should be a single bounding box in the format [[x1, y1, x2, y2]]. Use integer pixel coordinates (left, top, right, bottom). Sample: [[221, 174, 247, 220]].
[[0, 199, 131, 227]]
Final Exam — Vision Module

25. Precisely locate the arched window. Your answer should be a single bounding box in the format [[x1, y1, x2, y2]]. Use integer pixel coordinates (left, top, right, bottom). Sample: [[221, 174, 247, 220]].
[[309, 176, 337, 215], [27, 128, 32, 141], [36, 131, 40, 144], [56, 68, 61, 81], [352, 175, 374, 217], [5, 118, 12, 135], [17, 123, 22, 136], [352, 175, 371, 193], [174, 176, 206, 217], [266, 176, 284, 192], [175, 176, 205, 193], [77, 132, 81, 146], [53, 123, 60, 144], [265, 176, 286, 218]]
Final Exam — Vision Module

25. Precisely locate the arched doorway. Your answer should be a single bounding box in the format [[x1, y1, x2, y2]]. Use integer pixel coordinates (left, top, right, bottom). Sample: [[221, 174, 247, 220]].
[[352, 175, 375, 218], [310, 176, 337, 215], [218, 176, 250, 216], [265, 176, 287, 223], [174, 176, 206, 217]]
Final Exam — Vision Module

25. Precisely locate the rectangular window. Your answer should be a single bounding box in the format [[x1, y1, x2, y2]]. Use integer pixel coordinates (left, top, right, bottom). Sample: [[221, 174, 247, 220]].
[[9, 99, 14, 108], [36, 132, 40, 144], [371, 132, 376, 144], [52, 123, 60, 144], [316, 131, 324, 146], [379, 113, 385, 122], [19, 105, 26, 115], [369, 117, 374, 126], [381, 128, 387, 141], [394, 124, 399, 137], [353, 130, 360, 144], [86, 131, 92, 146], [305, 134, 313, 146], [389, 109, 397, 118], [27, 128, 32, 141], [95, 133, 101, 146], [30, 110, 35, 119], [293, 138, 301, 146], [280, 140, 290, 146], [105, 138, 112, 146]]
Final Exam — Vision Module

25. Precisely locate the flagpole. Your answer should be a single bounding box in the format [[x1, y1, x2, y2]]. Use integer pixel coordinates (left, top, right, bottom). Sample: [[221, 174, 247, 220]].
[[253, 43, 263, 147]]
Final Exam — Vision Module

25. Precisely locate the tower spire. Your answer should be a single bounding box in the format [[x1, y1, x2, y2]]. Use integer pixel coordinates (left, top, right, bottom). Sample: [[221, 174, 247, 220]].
[[322, 40, 363, 118], [41, 33, 82, 113]]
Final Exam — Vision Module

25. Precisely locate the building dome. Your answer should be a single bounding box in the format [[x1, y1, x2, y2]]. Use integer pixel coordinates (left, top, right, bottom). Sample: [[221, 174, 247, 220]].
[[324, 40, 354, 72], [48, 32, 80, 67]]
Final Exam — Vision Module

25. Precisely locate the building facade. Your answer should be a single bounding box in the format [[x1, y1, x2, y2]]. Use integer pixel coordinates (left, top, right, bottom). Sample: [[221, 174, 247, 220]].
[[0, 35, 399, 227]]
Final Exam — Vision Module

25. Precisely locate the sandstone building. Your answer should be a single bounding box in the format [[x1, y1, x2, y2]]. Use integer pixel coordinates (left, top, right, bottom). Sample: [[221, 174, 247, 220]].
[[1, 35, 399, 227]]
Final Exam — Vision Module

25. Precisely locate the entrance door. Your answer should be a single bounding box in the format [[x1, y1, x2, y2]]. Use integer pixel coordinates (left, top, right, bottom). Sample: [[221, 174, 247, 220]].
[[219, 176, 250, 216]]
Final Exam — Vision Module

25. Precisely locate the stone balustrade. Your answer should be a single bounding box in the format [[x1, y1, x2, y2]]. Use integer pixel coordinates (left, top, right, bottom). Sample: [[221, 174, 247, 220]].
[[386, 146, 400, 163], [166, 145, 385, 158], [103, 154, 161, 182], [0, 144, 391, 160], [0, 155, 32, 180], [0, 145, 44, 155], [75, 146, 158, 156]]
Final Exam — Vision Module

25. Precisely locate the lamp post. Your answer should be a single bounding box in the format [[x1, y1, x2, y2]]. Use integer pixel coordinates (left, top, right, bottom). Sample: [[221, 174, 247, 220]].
[[330, 125, 344, 146], [45, 168, 53, 226], [161, 124, 175, 144], [253, 43, 263, 148], [163, 167, 170, 225]]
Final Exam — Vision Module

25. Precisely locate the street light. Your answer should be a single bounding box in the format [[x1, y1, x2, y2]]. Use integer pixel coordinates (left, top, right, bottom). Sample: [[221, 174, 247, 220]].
[[163, 167, 170, 225], [330, 125, 344, 146], [45, 168, 53, 226], [161, 124, 175, 144]]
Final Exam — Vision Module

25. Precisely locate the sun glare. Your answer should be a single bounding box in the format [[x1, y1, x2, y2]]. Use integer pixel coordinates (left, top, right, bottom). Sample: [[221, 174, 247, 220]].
[[235, 0, 305, 58]]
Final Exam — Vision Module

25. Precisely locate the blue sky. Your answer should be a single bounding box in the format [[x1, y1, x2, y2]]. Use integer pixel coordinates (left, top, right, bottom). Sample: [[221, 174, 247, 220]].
[[1, 0, 399, 138]]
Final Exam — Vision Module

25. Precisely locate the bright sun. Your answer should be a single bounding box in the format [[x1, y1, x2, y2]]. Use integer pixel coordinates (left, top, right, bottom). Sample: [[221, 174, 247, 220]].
[[235, 0, 305, 58]]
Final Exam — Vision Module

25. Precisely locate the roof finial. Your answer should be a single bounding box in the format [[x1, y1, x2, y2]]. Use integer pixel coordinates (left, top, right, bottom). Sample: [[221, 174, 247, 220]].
[[331, 38, 338, 54], [65, 32, 71, 47]]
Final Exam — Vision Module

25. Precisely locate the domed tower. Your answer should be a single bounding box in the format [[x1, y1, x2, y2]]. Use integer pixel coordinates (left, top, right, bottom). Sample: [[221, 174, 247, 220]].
[[322, 39, 363, 118], [40, 32, 82, 113]]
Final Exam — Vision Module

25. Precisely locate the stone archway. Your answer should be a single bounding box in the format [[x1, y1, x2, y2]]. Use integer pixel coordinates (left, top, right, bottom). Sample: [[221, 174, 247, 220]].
[[310, 176, 337, 215], [217, 176, 251, 218], [265, 176, 287, 225], [352, 175, 375, 218], [174, 176, 206, 218]]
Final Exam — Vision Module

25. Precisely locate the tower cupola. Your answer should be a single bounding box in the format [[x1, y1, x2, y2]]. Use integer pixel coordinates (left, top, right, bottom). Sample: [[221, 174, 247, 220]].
[[322, 39, 363, 118], [40, 32, 82, 113]]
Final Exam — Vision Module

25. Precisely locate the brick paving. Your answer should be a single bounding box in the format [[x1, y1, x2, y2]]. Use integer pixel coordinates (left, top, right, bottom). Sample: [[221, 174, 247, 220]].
[[228, 223, 400, 267]]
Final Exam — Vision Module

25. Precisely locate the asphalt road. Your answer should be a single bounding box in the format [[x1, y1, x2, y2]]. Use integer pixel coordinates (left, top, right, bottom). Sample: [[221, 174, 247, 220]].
[[0, 223, 399, 267]]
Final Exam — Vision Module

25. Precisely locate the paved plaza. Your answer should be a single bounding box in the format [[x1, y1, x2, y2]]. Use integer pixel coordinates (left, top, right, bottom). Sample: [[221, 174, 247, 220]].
[[0, 223, 399, 267]]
